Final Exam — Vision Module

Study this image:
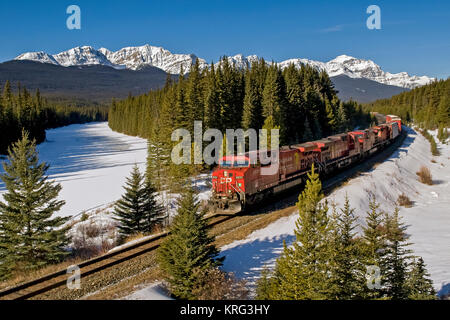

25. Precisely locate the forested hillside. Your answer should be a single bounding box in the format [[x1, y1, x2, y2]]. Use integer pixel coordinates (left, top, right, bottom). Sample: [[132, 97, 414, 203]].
[[0, 81, 108, 154], [365, 78, 450, 129], [109, 58, 371, 190]]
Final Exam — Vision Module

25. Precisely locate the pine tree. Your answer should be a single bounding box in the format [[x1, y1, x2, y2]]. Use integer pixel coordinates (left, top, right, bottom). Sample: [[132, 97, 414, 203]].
[[337, 102, 349, 132], [260, 116, 280, 150], [361, 197, 387, 299], [302, 116, 314, 142], [325, 97, 337, 134], [186, 59, 204, 132], [141, 177, 167, 232], [328, 196, 366, 299], [114, 165, 164, 237], [258, 164, 332, 299], [158, 186, 223, 299], [204, 63, 220, 129], [0, 131, 68, 279], [383, 208, 412, 299], [262, 64, 286, 127], [242, 63, 264, 131], [406, 257, 436, 300], [283, 64, 305, 143]]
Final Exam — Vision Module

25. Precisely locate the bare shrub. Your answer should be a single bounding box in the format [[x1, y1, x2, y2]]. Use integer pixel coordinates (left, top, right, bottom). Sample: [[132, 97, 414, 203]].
[[84, 224, 102, 238], [191, 267, 249, 300], [397, 193, 413, 207], [416, 166, 433, 185], [71, 223, 117, 259]]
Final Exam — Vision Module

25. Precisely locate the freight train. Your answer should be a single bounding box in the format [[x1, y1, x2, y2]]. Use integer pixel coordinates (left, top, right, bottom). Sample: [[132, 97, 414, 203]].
[[211, 114, 402, 212]]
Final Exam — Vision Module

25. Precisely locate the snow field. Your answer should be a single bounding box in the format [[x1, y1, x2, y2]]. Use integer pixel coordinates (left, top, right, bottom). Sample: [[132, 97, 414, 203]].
[[221, 127, 450, 297]]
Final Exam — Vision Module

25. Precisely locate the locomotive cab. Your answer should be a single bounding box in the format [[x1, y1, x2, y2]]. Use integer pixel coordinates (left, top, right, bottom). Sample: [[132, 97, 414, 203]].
[[212, 155, 250, 212]]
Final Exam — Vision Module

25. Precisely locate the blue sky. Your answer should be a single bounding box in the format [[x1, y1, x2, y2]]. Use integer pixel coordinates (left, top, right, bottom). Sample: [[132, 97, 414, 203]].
[[0, 0, 449, 79]]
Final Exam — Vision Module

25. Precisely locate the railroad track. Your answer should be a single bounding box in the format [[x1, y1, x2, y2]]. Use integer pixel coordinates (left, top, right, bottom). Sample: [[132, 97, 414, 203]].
[[0, 212, 237, 300], [0, 129, 407, 300]]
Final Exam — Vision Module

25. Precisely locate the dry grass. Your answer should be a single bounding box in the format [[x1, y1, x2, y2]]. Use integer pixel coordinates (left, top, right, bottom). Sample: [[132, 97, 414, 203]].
[[397, 193, 413, 208], [416, 166, 433, 185], [431, 159, 437, 163], [122, 233, 146, 244], [0, 257, 85, 292]]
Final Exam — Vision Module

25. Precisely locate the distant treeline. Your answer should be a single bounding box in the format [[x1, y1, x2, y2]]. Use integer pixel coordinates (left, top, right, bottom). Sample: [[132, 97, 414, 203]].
[[109, 58, 371, 188], [0, 81, 108, 154], [365, 78, 450, 129], [110, 58, 370, 142]]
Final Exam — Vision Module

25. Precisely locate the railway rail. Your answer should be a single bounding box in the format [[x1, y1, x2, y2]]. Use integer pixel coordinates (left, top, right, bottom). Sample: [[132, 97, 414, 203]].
[[0, 128, 407, 300]]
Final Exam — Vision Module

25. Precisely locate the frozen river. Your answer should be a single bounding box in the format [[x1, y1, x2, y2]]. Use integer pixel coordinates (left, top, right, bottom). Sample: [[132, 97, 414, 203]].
[[0, 122, 147, 218]]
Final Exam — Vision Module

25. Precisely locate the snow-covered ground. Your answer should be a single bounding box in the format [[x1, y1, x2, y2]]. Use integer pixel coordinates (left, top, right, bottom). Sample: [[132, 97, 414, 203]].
[[123, 282, 173, 300], [221, 128, 450, 298], [0, 122, 212, 252], [0, 122, 148, 218]]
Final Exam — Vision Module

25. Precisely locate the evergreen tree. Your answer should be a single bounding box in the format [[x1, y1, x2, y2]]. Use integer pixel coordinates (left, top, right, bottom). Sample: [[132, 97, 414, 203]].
[[260, 116, 280, 150], [328, 196, 366, 299], [262, 64, 286, 128], [186, 59, 204, 132], [406, 257, 436, 300], [141, 177, 167, 231], [361, 197, 387, 299], [158, 186, 222, 299], [258, 164, 332, 299], [337, 102, 349, 132], [383, 208, 412, 299], [283, 64, 305, 143], [114, 165, 164, 237], [0, 131, 68, 279], [204, 63, 220, 129], [325, 97, 337, 134], [241, 62, 265, 131], [302, 116, 314, 142]]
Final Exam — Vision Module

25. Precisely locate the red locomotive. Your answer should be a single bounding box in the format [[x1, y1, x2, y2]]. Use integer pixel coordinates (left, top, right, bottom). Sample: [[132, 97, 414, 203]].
[[211, 115, 401, 212]]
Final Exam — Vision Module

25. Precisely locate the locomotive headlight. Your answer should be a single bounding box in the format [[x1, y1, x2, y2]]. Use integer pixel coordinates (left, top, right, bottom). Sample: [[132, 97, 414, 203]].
[[238, 183, 242, 187]]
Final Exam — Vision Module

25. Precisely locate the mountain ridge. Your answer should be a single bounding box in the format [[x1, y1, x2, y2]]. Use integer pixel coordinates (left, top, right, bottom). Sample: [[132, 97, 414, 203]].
[[14, 45, 435, 89]]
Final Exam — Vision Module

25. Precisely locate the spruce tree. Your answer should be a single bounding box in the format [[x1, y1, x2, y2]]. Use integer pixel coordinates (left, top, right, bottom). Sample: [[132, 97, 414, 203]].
[[242, 66, 264, 131], [383, 208, 412, 299], [262, 64, 286, 127], [328, 196, 366, 299], [283, 64, 305, 143], [361, 197, 387, 299], [0, 131, 68, 279], [204, 63, 220, 130], [406, 257, 436, 300], [258, 164, 332, 299], [158, 186, 222, 299], [302, 117, 314, 142], [141, 177, 167, 232], [114, 165, 164, 237]]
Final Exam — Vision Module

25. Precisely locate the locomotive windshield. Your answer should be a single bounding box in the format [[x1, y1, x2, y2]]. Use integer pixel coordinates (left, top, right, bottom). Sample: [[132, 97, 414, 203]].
[[220, 160, 250, 168]]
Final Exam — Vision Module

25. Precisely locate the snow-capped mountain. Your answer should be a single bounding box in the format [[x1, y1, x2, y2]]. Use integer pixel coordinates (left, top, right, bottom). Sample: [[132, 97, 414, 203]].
[[52, 46, 116, 68], [15, 45, 435, 89], [15, 45, 206, 75], [15, 51, 59, 66], [278, 55, 434, 89], [99, 45, 208, 74]]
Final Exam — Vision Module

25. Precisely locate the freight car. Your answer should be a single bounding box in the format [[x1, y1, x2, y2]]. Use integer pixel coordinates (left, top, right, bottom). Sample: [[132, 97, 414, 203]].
[[211, 115, 401, 212]]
